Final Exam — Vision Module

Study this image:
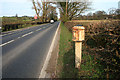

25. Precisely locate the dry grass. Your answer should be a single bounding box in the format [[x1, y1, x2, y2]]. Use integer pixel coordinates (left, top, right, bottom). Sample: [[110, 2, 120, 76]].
[[69, 20, 120, 22]]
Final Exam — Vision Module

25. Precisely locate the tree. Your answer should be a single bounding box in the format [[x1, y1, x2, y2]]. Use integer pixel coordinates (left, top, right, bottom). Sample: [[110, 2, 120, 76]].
[[87, 12, 93, 20], [87, 12, 93, 16], [115, 9, 120, 15], [108, 8, 116, 15], [15, 14, 18, 17], [115, 9, 120, 19], [94, 11, 107, 19], [47, 5, 58, 21], [32, 0, 51, 22], [42, 1, 50, 22], [108, 8, 117, 19], [95, 11, 107, 16], [56, 0, 91, 22], [32, 0, 41, 20]]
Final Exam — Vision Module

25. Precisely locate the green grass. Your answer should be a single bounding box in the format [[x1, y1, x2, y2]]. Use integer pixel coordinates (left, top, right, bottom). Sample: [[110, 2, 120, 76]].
[[2, 17, 34, 23], [57, 22, 106, 78], [57, 22, 78, 78]]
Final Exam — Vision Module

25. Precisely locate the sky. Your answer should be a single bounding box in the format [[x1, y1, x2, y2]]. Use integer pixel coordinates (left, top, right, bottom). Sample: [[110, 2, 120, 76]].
[[0, 0, 120, 17]]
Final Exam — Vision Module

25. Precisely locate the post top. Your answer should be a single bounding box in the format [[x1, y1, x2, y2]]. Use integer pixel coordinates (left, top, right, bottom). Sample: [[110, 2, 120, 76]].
[[76, 25, 83, 26], [73, 25, 85, 30]]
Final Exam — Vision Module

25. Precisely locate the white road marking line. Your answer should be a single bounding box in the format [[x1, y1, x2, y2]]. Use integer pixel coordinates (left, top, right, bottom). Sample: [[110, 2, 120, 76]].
[[21, 32, 33, 37], [17, 37, 21, 39], [2, 33, 13, 36], [29, 32, 33, 34], [1, 34, 6, 36], [8, 33, 12, 35], [0, 40, 14, 47], [36, 28, 41, 31], [0, 31, 34, 46], [1, 25, 49, 46], [0, 31, 34, 47]]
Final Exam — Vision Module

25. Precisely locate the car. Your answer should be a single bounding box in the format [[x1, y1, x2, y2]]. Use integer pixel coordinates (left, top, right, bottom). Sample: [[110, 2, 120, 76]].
[[50, 20, 54, 24], [0, 27, 1, 34]]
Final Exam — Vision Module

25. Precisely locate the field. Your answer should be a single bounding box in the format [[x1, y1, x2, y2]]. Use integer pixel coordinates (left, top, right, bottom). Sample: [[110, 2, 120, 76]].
[[69, 20, 120, 22], [2, 17, 34, 25], [2, 17, 43, 32], [57, 20, 120, 78], [64, 20, 120, 31]]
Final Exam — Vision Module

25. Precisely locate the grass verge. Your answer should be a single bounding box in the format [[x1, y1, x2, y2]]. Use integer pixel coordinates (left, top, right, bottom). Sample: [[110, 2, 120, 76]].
[[57, 22, 106, 78], [57, 22, 78, 78]]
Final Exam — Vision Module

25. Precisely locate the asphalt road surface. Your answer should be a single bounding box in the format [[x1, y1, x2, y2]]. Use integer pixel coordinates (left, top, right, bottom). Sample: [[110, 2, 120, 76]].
[[1, 21, 60, 78]]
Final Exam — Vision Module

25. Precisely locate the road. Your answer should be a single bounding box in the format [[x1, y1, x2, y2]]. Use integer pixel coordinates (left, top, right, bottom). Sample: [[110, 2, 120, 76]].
[[1, 21, 60, 78]]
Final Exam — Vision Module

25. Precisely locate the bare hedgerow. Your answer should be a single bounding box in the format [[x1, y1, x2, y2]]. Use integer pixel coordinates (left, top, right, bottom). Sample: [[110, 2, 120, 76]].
[[64, 20, 120, 78], [85, 20, 120, 78]]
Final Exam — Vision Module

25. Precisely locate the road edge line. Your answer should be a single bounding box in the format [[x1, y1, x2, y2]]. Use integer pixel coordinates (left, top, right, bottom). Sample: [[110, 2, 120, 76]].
[[39, 21, 61, 78]]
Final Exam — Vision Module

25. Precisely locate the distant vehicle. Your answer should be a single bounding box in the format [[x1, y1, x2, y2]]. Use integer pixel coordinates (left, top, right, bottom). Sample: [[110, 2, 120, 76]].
[[0, 27, 1, 34], [50, 20, 54, 24]]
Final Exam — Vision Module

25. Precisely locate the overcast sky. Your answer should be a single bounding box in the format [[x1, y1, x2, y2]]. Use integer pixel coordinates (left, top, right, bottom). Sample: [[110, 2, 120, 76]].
[[0, 0, 120, 17]]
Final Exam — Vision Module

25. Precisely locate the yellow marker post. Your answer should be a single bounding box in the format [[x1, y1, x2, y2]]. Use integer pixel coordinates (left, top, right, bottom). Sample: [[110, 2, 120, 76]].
[[72, 25, 85, 68]]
